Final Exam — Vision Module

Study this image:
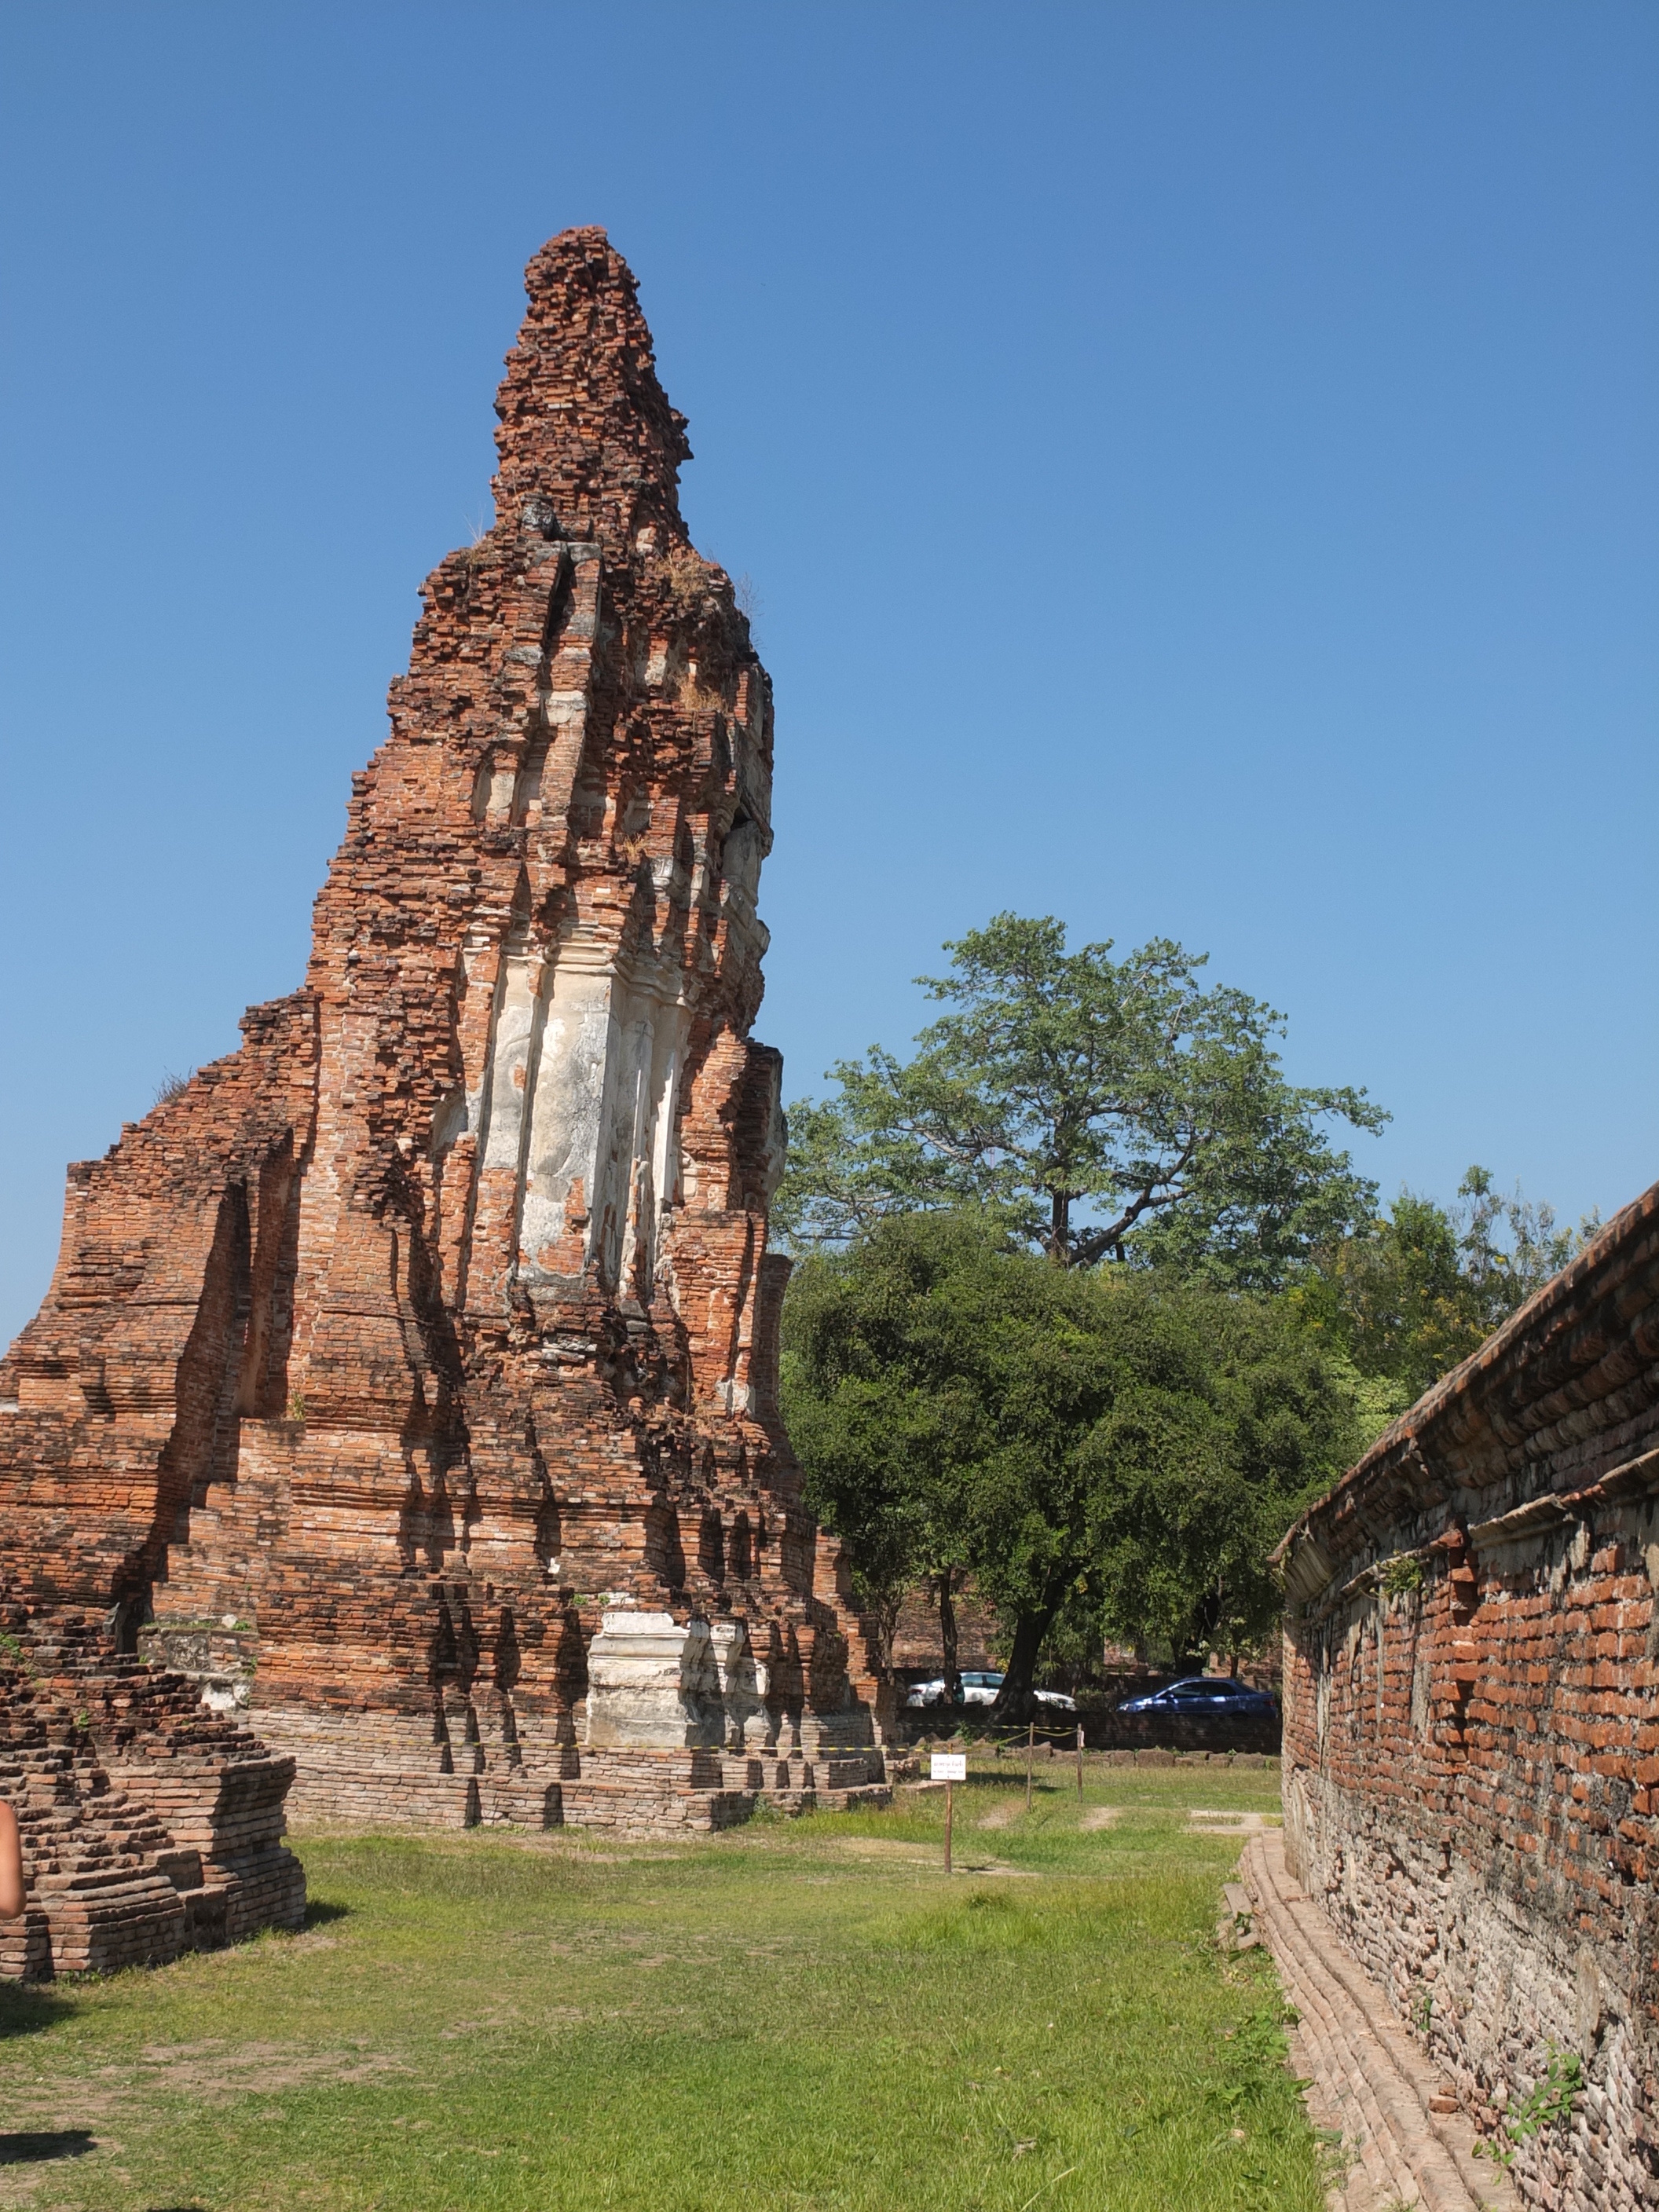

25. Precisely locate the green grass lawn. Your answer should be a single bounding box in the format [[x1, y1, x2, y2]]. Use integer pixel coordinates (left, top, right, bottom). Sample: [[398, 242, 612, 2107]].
[[0, 1759, 1325, 2212]]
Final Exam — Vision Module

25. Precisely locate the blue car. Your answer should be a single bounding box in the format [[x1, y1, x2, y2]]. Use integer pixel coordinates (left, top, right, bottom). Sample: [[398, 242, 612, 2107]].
[[1117, 1675, 1277, 1717]]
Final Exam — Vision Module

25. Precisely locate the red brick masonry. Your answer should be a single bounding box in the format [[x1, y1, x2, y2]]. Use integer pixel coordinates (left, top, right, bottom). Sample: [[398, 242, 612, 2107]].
[[0, 1608, 306, 1983], [0, 229, 888, 1843], [1276, 1179, 1659, 2210]]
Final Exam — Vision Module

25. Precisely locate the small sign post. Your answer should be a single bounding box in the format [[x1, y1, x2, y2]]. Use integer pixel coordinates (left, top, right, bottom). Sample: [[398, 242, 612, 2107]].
[[1025, 1717, 1035, 1812], [932, 1751, 967, 1873], [1076, 1722, 1085, 1802]]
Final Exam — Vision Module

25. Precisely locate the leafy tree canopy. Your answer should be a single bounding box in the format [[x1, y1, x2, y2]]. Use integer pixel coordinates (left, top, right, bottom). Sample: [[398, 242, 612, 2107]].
[[1294, 1166, 1599, 1417], [775, 915, 1594, 1690], [781, 1210, 1364, 1712], [774, 914, 1386, 1287]]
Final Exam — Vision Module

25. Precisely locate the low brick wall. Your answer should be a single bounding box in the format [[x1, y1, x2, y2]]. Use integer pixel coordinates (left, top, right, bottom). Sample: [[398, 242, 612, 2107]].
[[1080, 1709, 1279, 1756], [1276, 1181, 1659, 2212], [892, 1708, 1280, 1756]]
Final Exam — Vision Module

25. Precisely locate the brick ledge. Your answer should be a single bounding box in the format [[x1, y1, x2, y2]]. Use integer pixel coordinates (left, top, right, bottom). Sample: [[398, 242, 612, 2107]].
[[1241, 1833, 1518, 2212]]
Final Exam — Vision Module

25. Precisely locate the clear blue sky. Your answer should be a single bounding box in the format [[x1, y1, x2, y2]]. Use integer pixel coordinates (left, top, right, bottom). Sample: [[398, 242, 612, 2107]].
[[2, 2, 1654, 1346]]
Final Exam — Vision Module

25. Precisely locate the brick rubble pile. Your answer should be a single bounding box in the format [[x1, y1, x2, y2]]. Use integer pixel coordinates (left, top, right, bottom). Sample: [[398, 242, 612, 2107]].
[[0, 1607, 304, 1982]]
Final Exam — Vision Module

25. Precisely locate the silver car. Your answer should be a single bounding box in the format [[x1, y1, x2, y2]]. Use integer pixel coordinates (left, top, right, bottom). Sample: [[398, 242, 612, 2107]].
[[903, 1670, 1077, 1712]]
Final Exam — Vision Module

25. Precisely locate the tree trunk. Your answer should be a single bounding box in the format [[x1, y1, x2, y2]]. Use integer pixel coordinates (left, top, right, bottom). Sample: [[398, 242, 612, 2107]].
[[871, 1588, 902, 1676], [938, 1568, 962, 1706], [990, 1599, 1061, 1723], [1049, 1188, 1071, 1267], [1187, 1577, 1223, 1668]]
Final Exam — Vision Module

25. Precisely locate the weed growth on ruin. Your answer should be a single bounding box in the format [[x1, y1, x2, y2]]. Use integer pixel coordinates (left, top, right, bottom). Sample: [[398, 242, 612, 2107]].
[[1379, 1555, 1425, 1597], [1474, 2046, 1582, 2168]]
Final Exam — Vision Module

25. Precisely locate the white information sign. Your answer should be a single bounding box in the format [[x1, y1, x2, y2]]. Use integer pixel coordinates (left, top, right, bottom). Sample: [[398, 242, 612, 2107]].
[[931, 1752, 968, 1782]]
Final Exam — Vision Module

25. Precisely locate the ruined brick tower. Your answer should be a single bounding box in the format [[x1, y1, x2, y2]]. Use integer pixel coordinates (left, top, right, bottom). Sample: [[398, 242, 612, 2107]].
[[0, 229, 889, 1833]]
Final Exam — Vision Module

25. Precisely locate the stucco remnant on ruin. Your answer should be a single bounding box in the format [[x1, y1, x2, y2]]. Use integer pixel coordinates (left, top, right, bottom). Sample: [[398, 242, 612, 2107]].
[[0, 228, 889, 1866], [1276, 1179, 1659, 2210]]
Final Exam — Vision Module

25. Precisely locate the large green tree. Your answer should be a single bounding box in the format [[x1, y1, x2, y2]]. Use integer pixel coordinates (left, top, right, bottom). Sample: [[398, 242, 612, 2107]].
[[782, 1210, 1363, 1713], [776, 914, 1592, 1694], [1294, 1166, 1598, 1417], [775, 914, 1386, 1286]]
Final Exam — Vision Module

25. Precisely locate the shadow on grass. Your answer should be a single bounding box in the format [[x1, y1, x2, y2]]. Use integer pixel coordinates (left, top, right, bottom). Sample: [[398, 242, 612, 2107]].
[[0, 1983, 75, 2039], [303, 1898, 350, 1928], [0, 2128, 94, 2165]]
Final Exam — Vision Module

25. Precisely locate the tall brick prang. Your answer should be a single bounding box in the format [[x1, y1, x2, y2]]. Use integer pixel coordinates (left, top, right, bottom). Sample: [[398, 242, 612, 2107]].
[[0, 228, 889, 1843]]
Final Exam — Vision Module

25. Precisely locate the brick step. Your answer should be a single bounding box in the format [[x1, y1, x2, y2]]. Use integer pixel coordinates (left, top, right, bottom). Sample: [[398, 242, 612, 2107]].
[[558, 1782, 756, 1836], [1241, 1834, 1516, 2212], [28, 1813, 175, 1848], [823, 1783, 892, 1811], [30, 1880, 191, 1975], [285, 1771, 484, 1827], [24, 1843, 170, 1870], [0, 1910, 53, 1982], [720, 1752, 886, 1793], [753, 1781, 893, 1815]]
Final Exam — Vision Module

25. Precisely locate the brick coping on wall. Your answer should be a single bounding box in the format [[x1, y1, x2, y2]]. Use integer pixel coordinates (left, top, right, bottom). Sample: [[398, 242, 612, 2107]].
[[1274, 1178, 1659, 1607]]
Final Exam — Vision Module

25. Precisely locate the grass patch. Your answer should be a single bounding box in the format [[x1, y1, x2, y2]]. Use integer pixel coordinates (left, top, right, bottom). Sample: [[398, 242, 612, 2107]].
[[0, 1761, 1320, 2210]]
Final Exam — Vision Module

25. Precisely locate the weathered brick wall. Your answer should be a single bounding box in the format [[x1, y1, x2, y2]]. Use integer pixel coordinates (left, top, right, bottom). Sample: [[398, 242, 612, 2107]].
[[0, 229, 887, 1833], [1278, 1181, 1659, 2210], [891, 1576, 1003, 1675]]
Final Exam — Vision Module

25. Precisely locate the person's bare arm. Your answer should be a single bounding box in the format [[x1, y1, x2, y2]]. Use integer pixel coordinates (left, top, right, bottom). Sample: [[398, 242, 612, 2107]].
[[0, 1801, 24, 1920]]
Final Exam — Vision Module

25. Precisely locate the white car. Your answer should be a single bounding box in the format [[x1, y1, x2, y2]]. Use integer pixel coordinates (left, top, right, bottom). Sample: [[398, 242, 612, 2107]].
[[903, 1671, 1077, 1713]]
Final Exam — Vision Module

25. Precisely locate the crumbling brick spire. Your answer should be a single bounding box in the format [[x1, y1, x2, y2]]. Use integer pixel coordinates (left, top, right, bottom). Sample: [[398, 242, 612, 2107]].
[[491, 225, 693, 551], [0, 227, 892, 1846]]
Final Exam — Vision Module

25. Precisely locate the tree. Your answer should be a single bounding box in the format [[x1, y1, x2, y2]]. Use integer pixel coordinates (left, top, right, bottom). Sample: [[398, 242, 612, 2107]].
[[1295, 1166, 1599, 1415], [1078, 1289, 1365, 1663], [774, 914, 1386, 1285], [778, 1236, 975, 1692], [781, 1209, 1363, 1713]]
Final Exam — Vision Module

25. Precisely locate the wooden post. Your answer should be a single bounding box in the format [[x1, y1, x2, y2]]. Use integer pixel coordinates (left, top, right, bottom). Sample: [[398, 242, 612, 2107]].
[[1076, 1720, 1085, 1801], [944, 1779, 954, 1874], [1026, 1717, 1035, 1812]]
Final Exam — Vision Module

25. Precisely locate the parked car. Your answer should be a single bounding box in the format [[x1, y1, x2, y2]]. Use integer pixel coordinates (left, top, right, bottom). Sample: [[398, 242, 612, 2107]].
[[1116, 1674, 1277, 1716], [903, 1671, 1077, 1713]]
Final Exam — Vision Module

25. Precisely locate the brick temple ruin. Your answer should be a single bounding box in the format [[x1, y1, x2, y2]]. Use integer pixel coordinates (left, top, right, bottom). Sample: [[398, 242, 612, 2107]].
[[1274, 1177, 1659, 2209], [0, 228, 889, 1885]]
